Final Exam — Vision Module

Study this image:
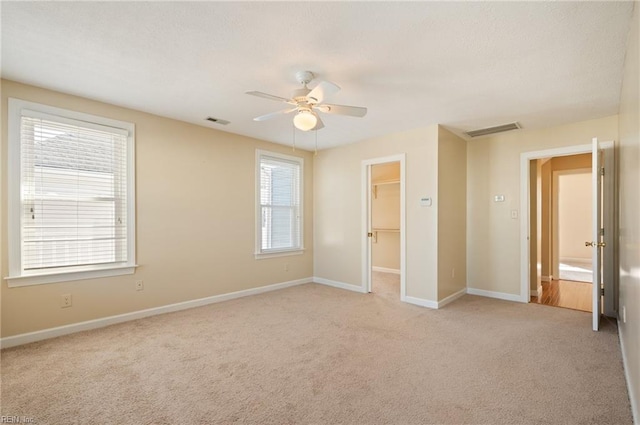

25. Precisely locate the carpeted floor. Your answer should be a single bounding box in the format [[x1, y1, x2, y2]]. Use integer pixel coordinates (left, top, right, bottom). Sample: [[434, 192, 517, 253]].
[[1, 273, 632, 424]]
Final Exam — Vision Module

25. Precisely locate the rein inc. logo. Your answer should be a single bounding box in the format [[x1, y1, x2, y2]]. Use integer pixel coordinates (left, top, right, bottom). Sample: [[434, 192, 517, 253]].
[[0, 417, 35, 424]]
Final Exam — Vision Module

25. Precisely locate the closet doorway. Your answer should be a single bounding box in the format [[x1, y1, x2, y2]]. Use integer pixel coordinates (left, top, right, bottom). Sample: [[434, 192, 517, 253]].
[[361, 154, 406, 299]]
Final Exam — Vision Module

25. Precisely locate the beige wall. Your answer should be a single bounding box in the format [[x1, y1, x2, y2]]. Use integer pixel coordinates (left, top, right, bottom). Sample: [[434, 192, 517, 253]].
[[371, 163, 400, 271], [557, 172, 592, 261], [0, 80, 314, 338], [314, 125, 439, 301], [437, 127, 467, 300], [466, 115, 618, 296], [617, 3, 639, 418], [546, 154, 592, 277]]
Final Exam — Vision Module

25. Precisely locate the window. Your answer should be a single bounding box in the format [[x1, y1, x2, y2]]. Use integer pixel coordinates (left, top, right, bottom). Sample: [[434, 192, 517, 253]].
[[7, 99, 136, 286], [256, 150, 303, 258]]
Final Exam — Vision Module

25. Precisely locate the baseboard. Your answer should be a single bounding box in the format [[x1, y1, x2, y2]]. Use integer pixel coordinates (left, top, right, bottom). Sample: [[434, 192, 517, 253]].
[[618, 320, 639, 425], [466, 288, 523, 303], [530, 289, 542, 297], [0, 277, 313, 349], [560, 257, 592, 265], [371, 266, 400, 275], [313, 277, 367, 294], [542, 275, 552, 282], [437, 288, 467, 308], [402, 295, 438, 309]]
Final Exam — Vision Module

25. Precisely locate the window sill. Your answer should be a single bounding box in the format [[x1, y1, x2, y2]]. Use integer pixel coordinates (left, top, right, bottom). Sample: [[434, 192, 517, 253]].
[[254, 249, 305, 260], [5, 264, 138, 287]]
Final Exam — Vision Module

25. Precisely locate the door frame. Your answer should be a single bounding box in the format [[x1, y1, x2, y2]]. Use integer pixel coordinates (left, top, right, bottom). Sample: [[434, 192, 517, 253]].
[[519, 141, 615, 316], [361, 154, 406, 297]]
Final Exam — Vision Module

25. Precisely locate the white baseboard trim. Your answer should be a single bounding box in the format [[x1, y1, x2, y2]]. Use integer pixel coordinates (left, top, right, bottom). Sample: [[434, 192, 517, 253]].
[[437, 288, 467, 308], [530, 289, 539, 297], [371, 266, 401, 275], [313, 277, 367, 294], [619, 320, 639, 425], [402, 295, 438, 309], [0, 277, 313, 349], [560, 257, 592, 265], [466, 288, 523, 303], [542, 275, 552, 282]]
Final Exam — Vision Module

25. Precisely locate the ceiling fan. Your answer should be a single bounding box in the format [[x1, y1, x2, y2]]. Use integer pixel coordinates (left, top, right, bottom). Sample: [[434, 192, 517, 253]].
[[246, 71, 367, 131]]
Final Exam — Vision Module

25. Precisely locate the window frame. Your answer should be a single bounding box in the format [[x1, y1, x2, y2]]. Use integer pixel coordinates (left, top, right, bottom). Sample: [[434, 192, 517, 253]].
[[6, 98, 137, 287], [255, 149, 304, 259]]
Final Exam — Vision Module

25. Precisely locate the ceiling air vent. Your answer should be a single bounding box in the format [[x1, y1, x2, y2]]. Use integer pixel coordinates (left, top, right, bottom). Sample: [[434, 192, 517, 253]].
[[205, 117, 230, 125], [465, 122, 521, 138]]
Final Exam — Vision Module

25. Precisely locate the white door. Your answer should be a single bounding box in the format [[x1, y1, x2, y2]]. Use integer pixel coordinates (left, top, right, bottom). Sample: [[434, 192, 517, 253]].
[[590, 137, 603, 331]]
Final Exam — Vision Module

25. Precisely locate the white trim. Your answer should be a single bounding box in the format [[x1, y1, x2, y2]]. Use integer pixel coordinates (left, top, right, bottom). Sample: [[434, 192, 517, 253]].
[[254, 249, 305, 260], [437, 288, 467, 308], [541, 275, 553, 282], [559, 257, 592, 265], [530, 290, 539, 297], [361, 154, 406, 299], [371, 266, 400, 275], [467, 287, 523, 303], [0, 277, 313, 349], [519, 142, 615, 309], [313, 277, 368, 293], [402, 295, 438, 309], [619, 320, 639, 425], [6, 265, 137, 287], [7, 98, 136, 286]]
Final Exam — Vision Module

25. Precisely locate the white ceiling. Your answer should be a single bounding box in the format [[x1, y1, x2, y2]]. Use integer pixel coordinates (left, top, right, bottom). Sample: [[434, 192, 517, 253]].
[[1, 2, 635, 151]]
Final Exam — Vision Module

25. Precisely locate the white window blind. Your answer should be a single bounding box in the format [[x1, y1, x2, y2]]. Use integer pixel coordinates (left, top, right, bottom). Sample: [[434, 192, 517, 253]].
[[21, 111, 128, 270], [257, 151, 303, 255], [7, 98, 136, 286]]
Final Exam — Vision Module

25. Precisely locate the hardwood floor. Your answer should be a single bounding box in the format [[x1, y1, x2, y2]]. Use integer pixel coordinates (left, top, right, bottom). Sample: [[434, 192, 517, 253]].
[[530, 279, 592, 312]]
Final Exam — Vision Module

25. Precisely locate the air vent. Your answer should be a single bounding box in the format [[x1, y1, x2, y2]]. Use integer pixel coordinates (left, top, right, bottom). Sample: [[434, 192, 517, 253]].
[[205, 117, 230, 125], [465, 122, 521, 138]]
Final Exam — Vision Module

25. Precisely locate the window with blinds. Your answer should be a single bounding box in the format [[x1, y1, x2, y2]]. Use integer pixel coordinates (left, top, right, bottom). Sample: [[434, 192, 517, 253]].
[[8, 99, 136, 286], [256, 150, 303, 256]]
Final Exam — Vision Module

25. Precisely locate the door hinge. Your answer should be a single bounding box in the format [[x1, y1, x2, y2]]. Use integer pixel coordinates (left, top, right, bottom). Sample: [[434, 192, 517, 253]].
[[600, 167, 605, 176], [600, 227, 605, 236], [367, 232, 373, 237], [601, 287, 605, 296]]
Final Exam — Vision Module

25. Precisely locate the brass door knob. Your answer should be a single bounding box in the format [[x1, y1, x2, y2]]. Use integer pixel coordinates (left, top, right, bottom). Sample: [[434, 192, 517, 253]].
[[585, 241, 606, 248]]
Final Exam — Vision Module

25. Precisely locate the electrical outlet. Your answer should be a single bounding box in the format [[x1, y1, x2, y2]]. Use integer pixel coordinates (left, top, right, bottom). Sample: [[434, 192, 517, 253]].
[[135, 280, 144, 291], [284, 263, 289, 272], [61, 294, 72, 308], [510, 209, 519, 219], [451, 268, 456, 278]]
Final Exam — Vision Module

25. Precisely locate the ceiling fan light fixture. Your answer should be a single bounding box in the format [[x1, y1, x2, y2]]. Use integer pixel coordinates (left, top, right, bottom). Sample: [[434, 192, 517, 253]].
[[293, 110, 317, 131]]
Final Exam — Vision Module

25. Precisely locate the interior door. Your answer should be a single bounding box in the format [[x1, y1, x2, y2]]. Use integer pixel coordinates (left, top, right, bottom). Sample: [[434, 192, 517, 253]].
[[366, 164, 373, 293], [590, 137, 603, 331]]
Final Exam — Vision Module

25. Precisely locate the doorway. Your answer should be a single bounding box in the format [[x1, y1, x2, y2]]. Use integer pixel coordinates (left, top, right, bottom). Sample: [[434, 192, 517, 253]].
[[520, 141, 616, 330], [361, 154, 406, 299], [370, 161, 401, 298], [531, 155, 593, 312]]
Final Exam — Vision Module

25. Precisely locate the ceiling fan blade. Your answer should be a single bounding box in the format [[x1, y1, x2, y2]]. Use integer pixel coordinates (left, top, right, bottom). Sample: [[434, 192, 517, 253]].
[[246, 91, 293, 103], [314, 103, 367, 117], [253, 108, 297, 121], [306, 81, 340, 104]]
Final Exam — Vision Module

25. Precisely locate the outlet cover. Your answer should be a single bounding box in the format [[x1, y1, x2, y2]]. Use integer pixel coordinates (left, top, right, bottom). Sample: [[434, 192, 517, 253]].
[[61, 294, 72, 308]]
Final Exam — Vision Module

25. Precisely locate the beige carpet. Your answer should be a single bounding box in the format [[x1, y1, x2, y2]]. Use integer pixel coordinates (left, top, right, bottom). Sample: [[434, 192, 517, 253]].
[[1, 272, 632, 424]]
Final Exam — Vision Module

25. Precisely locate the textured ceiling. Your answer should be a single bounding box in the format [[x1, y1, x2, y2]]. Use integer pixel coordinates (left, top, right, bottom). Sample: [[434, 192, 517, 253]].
[[1, 2, 635, 150]]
